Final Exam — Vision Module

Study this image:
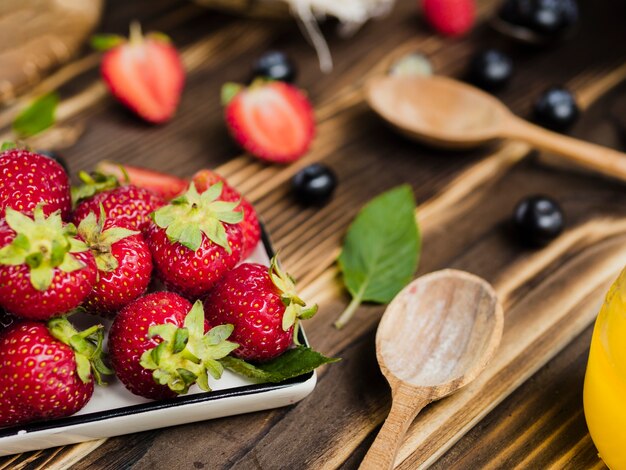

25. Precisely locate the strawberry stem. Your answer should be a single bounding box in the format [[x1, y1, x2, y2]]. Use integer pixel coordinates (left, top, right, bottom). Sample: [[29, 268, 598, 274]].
[[129, 21, 143, 45]]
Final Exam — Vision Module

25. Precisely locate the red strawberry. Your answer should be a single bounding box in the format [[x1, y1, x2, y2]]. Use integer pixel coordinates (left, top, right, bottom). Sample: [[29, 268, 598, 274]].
[[108, 292, 237, 400], [77, 210, 153, 317], [147, 182, 244, 299], [95, 161, 188, 200], [73, 182, 165, 233], [0, 148, 71, 220], [0, 207, 97, 320], [96, 22, 185, 124], [204, 257, 317, 361], [422, 0, 475, 37], [222, 80, 315, 163], [0, 317, 111, 427], [192, 169, 261, 259]]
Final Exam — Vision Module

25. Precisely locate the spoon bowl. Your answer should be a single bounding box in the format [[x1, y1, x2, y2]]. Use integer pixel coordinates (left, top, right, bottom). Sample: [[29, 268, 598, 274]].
[[366, 74, 626, 182], [360, 269, 503, 470], [377, 269, 502, 391], [366, 75, 507, 149]]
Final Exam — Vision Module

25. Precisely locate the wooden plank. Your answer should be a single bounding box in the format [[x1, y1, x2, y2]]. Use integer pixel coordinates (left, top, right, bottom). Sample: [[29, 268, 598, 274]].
[[433, 324, 604, 469]]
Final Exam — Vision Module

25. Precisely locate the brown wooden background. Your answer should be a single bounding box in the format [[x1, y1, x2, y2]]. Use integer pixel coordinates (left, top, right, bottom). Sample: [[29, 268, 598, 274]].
[[2, 0, 626, 468]]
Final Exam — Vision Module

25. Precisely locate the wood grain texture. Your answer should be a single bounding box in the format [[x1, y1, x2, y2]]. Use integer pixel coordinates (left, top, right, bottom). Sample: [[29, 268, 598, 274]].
[[2, 0, 626, 468]]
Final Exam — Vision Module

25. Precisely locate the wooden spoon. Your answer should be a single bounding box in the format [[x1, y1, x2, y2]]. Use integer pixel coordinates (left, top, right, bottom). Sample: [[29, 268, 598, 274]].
[[359, 269, 503, 470], [366, 74, 626, 183]]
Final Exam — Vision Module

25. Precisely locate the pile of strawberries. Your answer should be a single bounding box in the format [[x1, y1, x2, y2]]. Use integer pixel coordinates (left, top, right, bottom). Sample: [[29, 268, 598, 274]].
[[0, 147, 317, 427]]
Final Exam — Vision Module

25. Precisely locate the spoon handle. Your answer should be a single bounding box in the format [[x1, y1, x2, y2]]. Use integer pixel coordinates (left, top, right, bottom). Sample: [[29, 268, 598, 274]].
[[359, 385, 430, 470], [502, 116, 626, 183]]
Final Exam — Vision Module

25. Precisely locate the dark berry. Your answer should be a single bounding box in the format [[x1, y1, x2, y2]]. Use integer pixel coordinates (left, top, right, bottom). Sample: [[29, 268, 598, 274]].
[[532, 86, 579, 132], [37, 150, 70, 174], [467, 49, 513, 92], [252, 51, 297, 83], [498, 0, 578, 37], [292, 164, 337, 206], [0, 308, 14, 332], [513, 195, 564, 246]]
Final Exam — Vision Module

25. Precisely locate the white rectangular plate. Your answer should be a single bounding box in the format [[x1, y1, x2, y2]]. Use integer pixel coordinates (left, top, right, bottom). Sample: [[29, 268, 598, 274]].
[[0, 229, 316, 456]]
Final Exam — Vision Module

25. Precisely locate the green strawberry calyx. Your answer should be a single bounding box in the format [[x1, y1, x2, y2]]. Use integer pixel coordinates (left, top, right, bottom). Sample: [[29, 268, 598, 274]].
[[221, 78, 278, 106], [47, 316, 113, 385], [71, 171, 121, 207], [269, 256, 318, 344], [91, 22, 171, 52], [0, 206, 89, 291], [151, 181, 243, 253], [77, 207, 139, 272], [140, 300, 239, 394]]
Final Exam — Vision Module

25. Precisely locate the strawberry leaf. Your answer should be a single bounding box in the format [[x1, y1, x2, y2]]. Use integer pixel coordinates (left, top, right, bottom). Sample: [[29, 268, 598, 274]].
[[204, 359, 224, 380], [1, 141, 17, 151], [71, 171, 120, 206], [58, 254, 86, 273], [221, 83, 243, 106], [335, 185, 420, 329], [220, 346, 340, 383], [196, 370, 210, 391], [141, 302, 238, 395], [13, 93, 59, 139], [91, 34, 125, 51], [206, 324, 234, 344], [48, 318, 112, 384], [29, 263, 54, 291], [152, 182, 242, 253]]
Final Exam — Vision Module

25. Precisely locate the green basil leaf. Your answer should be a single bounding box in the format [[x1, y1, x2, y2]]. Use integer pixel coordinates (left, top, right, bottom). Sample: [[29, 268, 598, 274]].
[[13, 93, 59, 139], [220, 346, 339, 383], [335, 185, 420, 328]]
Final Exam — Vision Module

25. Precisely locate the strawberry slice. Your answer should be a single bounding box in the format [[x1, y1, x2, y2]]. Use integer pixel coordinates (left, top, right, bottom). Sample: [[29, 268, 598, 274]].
[[94, 22, 185, 124], [222, 80, 315, 164], [96, 161, 188, 200]]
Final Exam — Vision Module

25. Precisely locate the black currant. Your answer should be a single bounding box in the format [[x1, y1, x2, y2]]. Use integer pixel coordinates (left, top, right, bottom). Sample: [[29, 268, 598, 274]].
[[532, 86, 579, 132], [513, 195, 564, 246], [498, 0, 578, 37], [292, 164, 337, 206], [467, 49, 513, 92], [252, 51, 297, 83]]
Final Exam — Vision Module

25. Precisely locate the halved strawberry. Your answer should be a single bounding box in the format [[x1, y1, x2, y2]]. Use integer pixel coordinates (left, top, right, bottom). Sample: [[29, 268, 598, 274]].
[[94, 22, 185, 124], [222, 80, 315, 164], [95, 161, 188, 200]]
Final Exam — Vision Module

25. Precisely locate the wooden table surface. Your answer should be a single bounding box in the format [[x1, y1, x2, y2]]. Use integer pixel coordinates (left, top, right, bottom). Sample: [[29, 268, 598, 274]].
[[2, 0, 626, 468]]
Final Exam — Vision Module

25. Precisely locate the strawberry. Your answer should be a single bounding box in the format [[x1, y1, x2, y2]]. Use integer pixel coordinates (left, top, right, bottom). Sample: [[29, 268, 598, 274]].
[[0, 207, 97, 320], [192, 169, 261, 259], [204, 257, 317, 361], [95, 22, 185, 124], [108, 292, 238, 400], [147, 182, 244, 299], [95, 161, 188, 200], [222, 80, 315, 164], [77, 210, 153, 317], [422, 0, 476, 37], [0, 317, 111, 427], [72, 173, 165, 233], [0, 148, 71, 220]]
